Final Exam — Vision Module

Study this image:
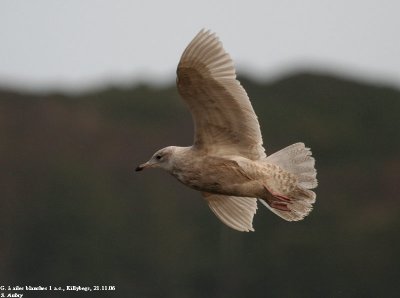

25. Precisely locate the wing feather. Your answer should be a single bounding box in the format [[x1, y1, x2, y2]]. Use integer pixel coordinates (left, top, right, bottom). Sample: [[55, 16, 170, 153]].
[[203, 192, 258, 232], [177, 29, 265, 160]]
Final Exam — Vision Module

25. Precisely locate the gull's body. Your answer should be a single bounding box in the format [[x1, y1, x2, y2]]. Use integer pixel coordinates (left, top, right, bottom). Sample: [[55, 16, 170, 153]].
[[136, 29, 317, 232]]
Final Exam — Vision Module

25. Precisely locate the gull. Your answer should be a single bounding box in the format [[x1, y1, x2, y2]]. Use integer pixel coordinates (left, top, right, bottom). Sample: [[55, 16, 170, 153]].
[[136, 29, 317, 232]]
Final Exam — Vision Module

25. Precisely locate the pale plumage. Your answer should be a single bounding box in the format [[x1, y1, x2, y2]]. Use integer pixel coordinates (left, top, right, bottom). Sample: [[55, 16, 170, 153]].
[[177, 30, 265, 160], [136, 29, 318, 232]]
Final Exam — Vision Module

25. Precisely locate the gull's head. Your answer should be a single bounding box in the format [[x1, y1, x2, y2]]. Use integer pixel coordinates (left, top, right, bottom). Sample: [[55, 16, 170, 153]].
[[136, 146, 178, 172]]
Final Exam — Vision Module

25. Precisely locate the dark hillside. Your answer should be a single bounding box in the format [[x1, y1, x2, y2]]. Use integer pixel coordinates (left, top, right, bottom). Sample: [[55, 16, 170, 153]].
[[1, 73, 399, 297]]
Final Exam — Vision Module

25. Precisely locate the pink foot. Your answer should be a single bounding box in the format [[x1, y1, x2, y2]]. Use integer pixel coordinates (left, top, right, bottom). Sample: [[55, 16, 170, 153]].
[[270, 201, 291, 212], [264, 185, 292, 211]]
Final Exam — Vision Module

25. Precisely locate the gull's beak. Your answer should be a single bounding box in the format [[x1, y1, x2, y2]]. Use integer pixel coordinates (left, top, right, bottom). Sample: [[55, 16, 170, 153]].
[[135, 162, 150, 172]]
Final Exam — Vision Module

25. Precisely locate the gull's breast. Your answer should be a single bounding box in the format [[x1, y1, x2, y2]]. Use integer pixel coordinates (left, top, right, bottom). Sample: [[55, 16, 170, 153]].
[[171, 154, 256, 195]]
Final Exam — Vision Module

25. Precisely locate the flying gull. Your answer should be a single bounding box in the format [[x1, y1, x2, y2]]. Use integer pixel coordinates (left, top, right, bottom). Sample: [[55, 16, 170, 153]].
[[136, 29, 318, 232]]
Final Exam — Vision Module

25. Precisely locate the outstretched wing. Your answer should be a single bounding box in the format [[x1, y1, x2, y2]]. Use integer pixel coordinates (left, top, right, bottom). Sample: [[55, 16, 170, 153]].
[[177, 29, 266, 160], [203, 192, 258, 232]]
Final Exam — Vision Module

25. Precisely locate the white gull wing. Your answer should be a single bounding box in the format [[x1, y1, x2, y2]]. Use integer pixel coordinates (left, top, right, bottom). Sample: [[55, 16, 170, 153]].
[[177, 29, 266, 160], [203, 192, 258, 232]]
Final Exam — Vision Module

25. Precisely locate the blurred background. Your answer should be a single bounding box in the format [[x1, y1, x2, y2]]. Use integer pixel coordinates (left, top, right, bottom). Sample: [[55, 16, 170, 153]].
[[1, 1, 400, 297]]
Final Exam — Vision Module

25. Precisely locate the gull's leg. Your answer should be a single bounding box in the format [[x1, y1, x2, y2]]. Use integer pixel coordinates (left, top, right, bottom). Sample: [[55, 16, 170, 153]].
[[263, 185, 291, 212]]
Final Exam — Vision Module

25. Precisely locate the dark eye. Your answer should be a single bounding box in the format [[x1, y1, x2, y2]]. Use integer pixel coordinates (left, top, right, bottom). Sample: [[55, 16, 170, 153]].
[[155, 155, 162, 160]]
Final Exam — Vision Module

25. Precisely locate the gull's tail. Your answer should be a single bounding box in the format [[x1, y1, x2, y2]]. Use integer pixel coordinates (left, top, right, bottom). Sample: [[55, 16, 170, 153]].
[[259, 142, 318, 221]]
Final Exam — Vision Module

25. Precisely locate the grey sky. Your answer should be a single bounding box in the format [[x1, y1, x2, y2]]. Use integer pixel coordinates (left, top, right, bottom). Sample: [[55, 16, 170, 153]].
[[1, 0, 399, 92]]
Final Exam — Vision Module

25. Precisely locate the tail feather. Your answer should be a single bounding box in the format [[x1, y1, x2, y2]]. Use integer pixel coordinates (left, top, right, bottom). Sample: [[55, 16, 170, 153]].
[[262, 142, 318, 221], [266, 142, 317, 189]]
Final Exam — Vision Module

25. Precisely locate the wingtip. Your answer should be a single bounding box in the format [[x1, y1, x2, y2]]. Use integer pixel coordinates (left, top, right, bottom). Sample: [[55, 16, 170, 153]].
[[196, 28, 217, 40], [199, 28, 211, 34]]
